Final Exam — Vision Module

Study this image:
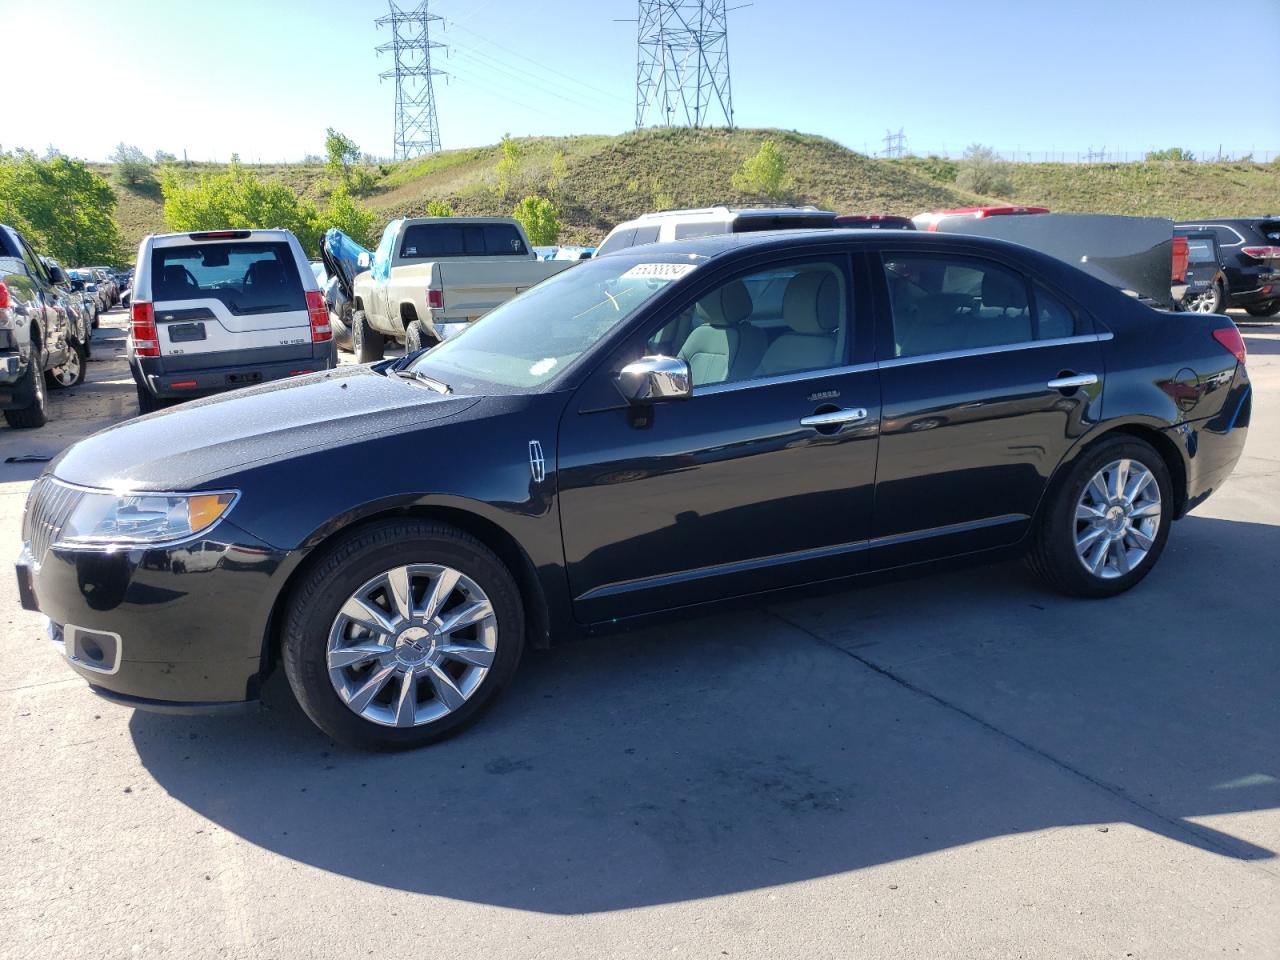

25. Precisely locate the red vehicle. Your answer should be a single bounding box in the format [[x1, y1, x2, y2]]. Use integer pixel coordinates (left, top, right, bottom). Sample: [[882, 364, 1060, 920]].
[[912, 205, 1051, 231], [1171, 235, 1190, 302]]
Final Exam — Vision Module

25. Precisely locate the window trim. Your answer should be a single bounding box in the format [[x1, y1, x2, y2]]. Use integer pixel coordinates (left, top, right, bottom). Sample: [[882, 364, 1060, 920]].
[[878, 331, 1113, 370]]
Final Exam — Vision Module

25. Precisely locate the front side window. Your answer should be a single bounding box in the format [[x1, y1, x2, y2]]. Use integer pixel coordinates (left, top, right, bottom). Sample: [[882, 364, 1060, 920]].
[[883, 254, 1034, 359], [650, 260, 850, 388]]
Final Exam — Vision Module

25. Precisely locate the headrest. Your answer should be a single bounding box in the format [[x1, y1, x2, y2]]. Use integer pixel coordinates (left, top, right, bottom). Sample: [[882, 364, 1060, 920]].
[[246, 260, 285, 287], [783, 271, 841, 334], [698, 279, 753, 328], [159, 265, 196, 293], [981, 270, 1027, 310]]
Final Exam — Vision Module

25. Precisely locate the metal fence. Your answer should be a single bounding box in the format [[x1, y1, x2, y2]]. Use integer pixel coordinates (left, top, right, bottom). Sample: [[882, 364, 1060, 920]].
[[865, 145, 1279, 164]]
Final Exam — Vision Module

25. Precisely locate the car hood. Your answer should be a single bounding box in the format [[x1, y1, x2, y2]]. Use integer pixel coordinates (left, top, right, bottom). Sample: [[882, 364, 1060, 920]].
[[51, 364, 480, 491]]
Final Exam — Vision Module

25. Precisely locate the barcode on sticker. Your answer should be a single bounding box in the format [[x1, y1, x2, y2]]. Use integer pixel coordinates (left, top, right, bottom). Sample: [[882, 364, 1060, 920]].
[[621, 263, 698, 281]]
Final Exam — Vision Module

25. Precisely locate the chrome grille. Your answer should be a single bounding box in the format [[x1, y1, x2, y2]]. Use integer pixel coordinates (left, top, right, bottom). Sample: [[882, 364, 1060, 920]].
[[23, 478, 83, 566]]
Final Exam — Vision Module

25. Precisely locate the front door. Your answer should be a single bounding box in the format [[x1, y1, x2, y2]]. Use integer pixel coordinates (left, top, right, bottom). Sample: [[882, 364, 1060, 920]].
[[557, 254, 882, 623], [867, 249, 1104, 568]]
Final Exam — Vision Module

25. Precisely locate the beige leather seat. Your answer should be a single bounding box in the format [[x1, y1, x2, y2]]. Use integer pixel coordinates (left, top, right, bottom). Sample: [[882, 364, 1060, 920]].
[[755, 270, 842, 377], [678, 280, 767, 385]]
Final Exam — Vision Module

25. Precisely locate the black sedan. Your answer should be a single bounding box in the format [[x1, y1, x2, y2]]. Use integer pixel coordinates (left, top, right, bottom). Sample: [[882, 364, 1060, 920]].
[[16, 230, 1252, 749]]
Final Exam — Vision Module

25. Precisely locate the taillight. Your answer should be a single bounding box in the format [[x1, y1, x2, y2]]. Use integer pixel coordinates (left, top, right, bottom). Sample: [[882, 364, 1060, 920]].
[[306, 291, 331, 342], [427, 288, 444, 310], [0, 281, 10, 310], [130, 303, 159, 357], [1212, 327, 1247, 365], [1241, 245, 1280, 260]]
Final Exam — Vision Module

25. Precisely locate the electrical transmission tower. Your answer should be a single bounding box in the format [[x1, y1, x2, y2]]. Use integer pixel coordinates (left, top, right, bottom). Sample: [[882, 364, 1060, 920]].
[[376, 1, 447, 160], [881, 128, 907, 158], [635, 1, 734, 129]]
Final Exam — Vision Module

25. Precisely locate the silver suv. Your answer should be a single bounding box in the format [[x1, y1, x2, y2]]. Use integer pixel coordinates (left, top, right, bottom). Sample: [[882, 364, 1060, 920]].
[[129, 229, 335, 413]]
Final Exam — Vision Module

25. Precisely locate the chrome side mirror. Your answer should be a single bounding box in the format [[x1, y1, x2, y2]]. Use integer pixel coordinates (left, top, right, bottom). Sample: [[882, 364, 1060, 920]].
[[356, 251, 372, 270], [616, 355, 692, 404]]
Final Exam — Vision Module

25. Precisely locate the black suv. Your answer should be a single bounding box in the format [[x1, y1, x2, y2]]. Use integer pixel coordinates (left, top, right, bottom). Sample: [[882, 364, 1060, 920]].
[[1173, 216, 1280, 316]]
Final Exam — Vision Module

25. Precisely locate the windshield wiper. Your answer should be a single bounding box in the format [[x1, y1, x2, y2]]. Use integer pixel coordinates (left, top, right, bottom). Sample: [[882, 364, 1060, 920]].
[[388, 367, 451, 394]]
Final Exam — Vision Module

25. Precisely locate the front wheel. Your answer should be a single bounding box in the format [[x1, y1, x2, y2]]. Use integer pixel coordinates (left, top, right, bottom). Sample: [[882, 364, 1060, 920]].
[[1028, 437, 1173, 598], [352, 310, 384, 364], [1245, 300, 1280, 318], [2, 353, 48, 429], [282, 520, 525, 750]]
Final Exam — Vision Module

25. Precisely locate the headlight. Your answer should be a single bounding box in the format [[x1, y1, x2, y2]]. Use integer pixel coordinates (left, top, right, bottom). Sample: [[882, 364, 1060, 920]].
[[55, 490, 238, 547]]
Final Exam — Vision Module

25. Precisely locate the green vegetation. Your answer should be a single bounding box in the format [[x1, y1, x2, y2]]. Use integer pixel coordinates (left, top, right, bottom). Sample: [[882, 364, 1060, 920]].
[[512, 196, 562, 246], [325, 127, 377, 195], [1146, 147, 1196, 162], [91, 128, 1280, 253], [731, 139, 793, 199], [424, 199, 455, 218], [110, 143, 156, 188], [956, 144, 1013, 197], [0, 152, 122, 265]]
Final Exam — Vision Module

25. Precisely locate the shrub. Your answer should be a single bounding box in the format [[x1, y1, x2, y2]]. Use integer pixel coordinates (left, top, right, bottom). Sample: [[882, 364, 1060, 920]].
[[111, 143, 156, 187], [496, 134, 523, 198], [424, 199, 455, 218], [1145, 147, 1195, 162], [955, 144, 1013, 196], [512, 195, 561, 245], [731, 140, 793, 198]]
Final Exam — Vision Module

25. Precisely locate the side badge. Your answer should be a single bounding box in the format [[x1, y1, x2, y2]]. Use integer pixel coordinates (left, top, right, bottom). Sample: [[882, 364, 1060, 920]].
[[528, 440, 546, 483]]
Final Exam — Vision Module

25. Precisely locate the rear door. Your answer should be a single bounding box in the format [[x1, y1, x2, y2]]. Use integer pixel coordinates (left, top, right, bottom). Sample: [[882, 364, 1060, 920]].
[[867, 248, 1105, 567], [148, 235, 312, 368]]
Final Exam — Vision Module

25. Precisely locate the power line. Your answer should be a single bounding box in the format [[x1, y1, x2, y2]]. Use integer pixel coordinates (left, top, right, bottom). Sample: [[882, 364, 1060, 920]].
[[446, 39, 622, 114], [376, 1, 447, 159]]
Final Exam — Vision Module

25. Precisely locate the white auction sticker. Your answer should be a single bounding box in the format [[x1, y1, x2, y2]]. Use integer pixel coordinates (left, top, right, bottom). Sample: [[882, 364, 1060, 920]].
[[621, 262, 698, 281]]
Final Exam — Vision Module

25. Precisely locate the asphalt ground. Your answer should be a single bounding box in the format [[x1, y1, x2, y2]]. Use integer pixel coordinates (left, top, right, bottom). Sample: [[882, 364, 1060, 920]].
[[1, 308, 1277, 959]]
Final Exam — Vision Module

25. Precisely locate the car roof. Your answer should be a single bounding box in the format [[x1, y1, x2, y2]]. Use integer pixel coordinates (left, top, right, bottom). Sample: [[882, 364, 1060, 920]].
[[622, 227, 1057, 261]]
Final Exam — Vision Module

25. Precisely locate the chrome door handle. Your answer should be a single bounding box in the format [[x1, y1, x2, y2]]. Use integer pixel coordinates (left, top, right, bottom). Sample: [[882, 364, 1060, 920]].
[[1047, 373, 1098, 390], [800, 407, 869, 428]]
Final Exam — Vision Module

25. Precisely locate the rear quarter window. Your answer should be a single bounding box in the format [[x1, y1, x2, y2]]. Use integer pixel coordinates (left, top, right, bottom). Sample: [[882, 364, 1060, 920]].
[[150, 241, 305, 315]]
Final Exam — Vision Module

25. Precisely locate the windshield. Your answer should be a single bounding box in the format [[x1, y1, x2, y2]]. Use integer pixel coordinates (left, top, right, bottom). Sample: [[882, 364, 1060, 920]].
[[408, 254, 700, 394]]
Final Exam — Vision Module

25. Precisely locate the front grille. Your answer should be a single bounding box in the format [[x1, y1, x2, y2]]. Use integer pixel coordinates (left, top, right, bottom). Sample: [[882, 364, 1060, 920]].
[[23, 478, 83, 566]]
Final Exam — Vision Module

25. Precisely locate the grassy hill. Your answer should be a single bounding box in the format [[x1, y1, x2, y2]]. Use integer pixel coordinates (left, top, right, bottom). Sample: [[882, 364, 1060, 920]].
[[101, 128, 1280, 253]]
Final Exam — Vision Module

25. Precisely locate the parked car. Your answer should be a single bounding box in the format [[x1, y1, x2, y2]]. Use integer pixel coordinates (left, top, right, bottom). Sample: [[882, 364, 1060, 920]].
[[39, 257, 92, 378], [16, 229, 1251, 748], [350, 217, 577, 360], [0, 225, 78, 428], [1171, 235, 1190, 303], [1176, 231, 1228, 313], [128, 228, 335, 413], [319, 228, 372, 354], [835, 214, 915, 230], [1173, 217, 1280, 316], [70, 269, 110, 313], [912, 205, 1050, 231], [596, 206, 838, 258]]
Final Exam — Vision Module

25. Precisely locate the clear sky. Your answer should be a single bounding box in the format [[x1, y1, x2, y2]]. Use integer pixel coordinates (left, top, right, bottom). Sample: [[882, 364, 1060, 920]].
[[5, 0, 1278, 163]]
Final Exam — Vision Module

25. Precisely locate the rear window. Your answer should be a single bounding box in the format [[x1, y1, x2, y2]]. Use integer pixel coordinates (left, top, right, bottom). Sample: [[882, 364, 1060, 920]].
[[1257, 220, 1280, 243], [1185, 238, 1218, 263], [398, 223, 528, 259], [150, 241, 305, 314]]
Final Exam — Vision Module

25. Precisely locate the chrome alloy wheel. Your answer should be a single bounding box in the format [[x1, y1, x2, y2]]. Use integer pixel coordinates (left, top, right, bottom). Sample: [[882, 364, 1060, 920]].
[[1074, 459, 1162, 580], [326, 564, 497, 727], [1186, 285, 1221, 313], [50, 348, 81, 387]]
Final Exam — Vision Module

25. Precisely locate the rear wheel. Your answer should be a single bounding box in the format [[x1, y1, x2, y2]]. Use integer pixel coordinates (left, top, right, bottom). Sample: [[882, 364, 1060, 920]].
[[329, 308, 353, 352], [134, 378, 163, 414], [3, 353, 48, 429], [1028, 437, 1173, 598], [404, 320, 438, 355], [1184, 280, 1225, 314], [47, 340, 87, 389], [282, 519, 525, 750], [352, 310, 384, 363], [1245, 300, 1280, 318]]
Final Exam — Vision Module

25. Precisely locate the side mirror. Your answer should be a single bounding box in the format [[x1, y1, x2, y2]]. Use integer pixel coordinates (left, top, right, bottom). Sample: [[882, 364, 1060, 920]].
[[616, 355, 692, 404], [357, 251, 372, 269], [70, 279, 85, 291], [49, 266, 68, 284]]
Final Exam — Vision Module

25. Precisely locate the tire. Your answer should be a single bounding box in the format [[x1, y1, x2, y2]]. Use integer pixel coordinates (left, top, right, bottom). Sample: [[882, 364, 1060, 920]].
[[1183, 280, 1225, 314], [2, 353, 48, 429], [135, 379, 163, 414], [352, 310, 384, 363], [1244, 300, 1280, 318], [404, 320, 438, 355], [1028, 436, 1173, 598], [282, 519, 525, 750], [46, 340, 87, 389], [329, 309, 353, 353]]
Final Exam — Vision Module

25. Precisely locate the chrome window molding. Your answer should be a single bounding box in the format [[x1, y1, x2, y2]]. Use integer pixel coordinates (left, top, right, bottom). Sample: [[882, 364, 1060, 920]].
[[694, 362, 878, 397], [878, 332, 1113, 370]]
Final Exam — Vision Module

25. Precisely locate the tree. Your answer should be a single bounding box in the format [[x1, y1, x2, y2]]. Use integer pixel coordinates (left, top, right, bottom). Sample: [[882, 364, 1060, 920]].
[[496, 134, 523, 197], [955, 143, 1013, 196], [731, 140, 793, 198], [111, 143, 156, 187], [512, 196, 561, 246], [154, 150, 178, 164], [161, 160, 322, 254], [1146, 147, 1196, 162], [325, 128, 361, 180], [424, 199, 455, 218], [319, 185, 377, 248], [0, 153, 122, 265]]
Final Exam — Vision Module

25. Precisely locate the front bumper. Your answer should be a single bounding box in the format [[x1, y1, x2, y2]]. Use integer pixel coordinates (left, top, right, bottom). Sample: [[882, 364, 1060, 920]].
[[16, 521, 291, 704]]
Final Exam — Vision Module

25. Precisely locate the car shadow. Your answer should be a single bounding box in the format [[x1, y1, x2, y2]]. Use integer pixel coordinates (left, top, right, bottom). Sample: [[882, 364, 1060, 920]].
[[129, 514, 1280, 914], [1241, 331, 1280, 356]]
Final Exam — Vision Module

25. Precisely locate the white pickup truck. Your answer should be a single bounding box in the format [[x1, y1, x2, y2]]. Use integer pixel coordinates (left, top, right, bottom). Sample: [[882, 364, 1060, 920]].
[[349, 216, 577, 361]]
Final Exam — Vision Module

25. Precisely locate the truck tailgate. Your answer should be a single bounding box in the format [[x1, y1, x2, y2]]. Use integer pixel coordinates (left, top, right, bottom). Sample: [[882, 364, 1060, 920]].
[[435, 260, 576, 320]]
